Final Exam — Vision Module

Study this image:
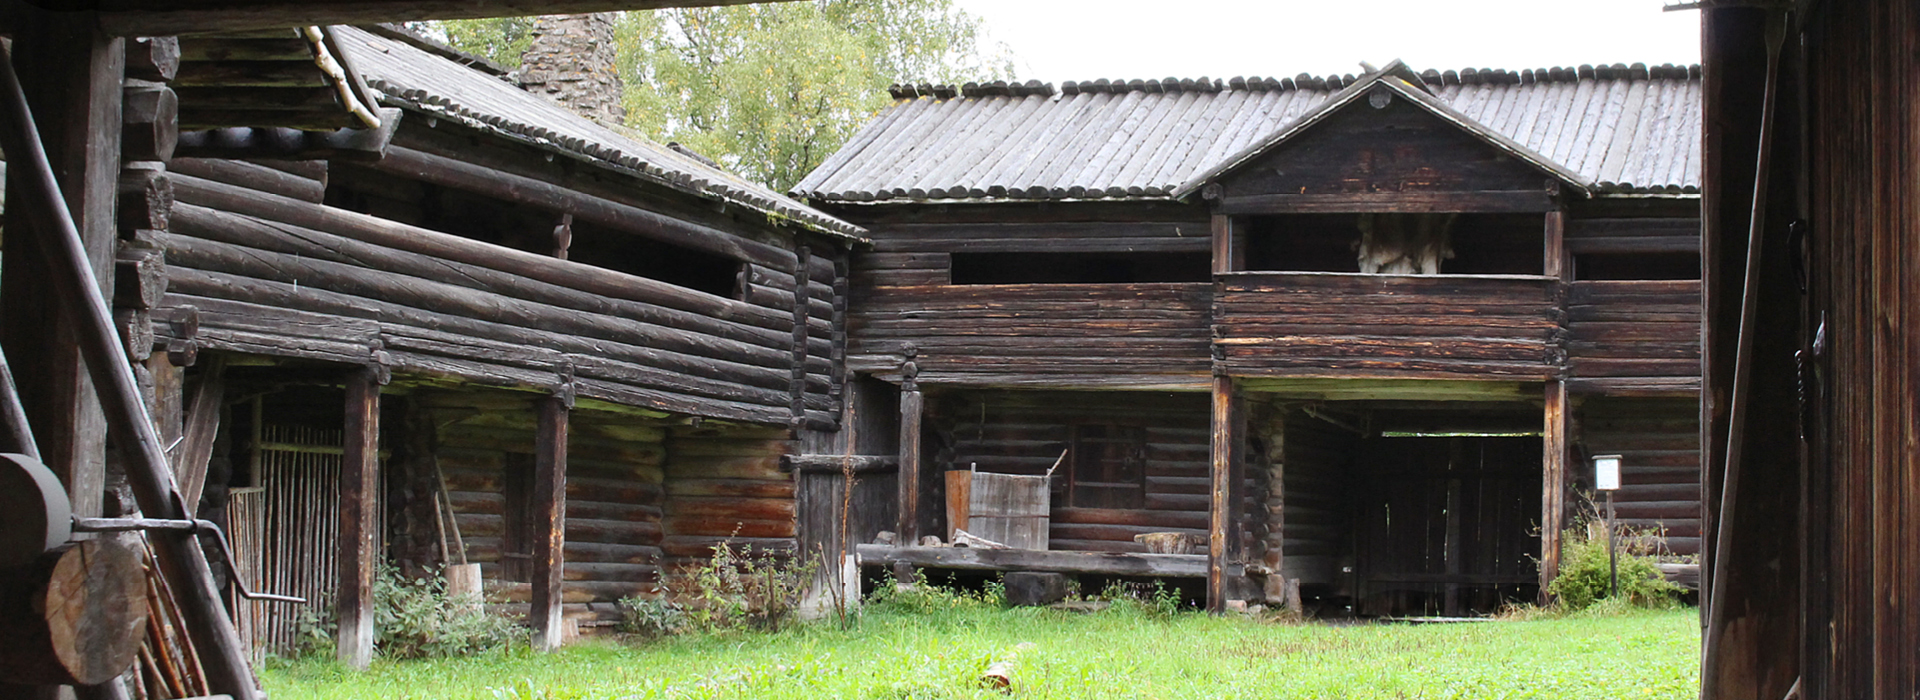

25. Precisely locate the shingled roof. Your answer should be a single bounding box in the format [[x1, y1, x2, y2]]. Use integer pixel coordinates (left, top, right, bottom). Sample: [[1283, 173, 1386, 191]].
[[793, 61, 1701, 203], [329, 26, 866, 241]]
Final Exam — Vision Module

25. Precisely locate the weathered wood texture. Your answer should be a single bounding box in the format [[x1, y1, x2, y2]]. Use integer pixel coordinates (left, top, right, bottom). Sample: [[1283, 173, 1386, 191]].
[[658, 424, 796, 571], [1351, 436, 1542, 616], [1564, 217, 1701, 255], [430, 394, 670, 621], [929, 391, 1259, 553], [1273, 407, 1360, 588], [156, 158, 837, 426], [1213, 271, 1565, 379], [529, 397, 567, 651], [1577, 396, 1702, 556], [851, 284, 1212, 388], [336, 369, 378, 669], [856, 544, 1207, 578], [1564, 280, 1702, 393], [1213, 94, 1557, 209]]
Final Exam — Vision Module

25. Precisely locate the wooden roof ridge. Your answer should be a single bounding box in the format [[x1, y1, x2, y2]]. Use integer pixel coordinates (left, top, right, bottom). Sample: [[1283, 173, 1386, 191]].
[[1172, 59, 1594, 199], [1422, 62, 1704, 87]]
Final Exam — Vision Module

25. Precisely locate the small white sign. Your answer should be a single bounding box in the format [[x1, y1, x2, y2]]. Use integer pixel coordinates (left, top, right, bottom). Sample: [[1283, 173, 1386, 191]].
[[1594, 454, 1622, 491]]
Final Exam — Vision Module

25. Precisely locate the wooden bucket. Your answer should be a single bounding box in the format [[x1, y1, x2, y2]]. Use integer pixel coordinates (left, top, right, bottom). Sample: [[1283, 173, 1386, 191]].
[[946, 470, 1050, 550]]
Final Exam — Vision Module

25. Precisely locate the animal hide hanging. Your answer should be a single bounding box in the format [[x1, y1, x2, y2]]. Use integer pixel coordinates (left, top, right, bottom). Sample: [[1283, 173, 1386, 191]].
[[1355, 213, 1458, 274]]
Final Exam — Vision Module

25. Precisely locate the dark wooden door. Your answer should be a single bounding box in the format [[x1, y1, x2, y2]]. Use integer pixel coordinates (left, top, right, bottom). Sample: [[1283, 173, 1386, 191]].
[[1353, 436, 1541, 616]]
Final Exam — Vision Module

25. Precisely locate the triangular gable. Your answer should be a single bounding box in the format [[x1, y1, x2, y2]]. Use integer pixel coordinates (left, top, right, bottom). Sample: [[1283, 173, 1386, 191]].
[[1174, 60, 1591, 200]]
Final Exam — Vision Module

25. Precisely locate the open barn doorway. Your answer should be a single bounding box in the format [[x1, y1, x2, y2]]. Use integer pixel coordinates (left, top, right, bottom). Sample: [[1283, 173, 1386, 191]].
[[1351, 435, 1541, 617]]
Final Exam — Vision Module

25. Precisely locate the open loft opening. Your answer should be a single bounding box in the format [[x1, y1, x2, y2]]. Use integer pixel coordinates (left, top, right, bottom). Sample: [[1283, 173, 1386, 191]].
[[1242, 212, 1546, 276], [949, 251, 1211, 285], [325, 164, 745, 299], [1574, 251, 1701, 281]]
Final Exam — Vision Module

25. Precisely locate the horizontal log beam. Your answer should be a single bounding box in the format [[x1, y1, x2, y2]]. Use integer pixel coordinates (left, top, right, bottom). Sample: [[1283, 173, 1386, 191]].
[[1215, 190, 1557, 214], [856, 544, 1208, 578], [779, 454, 897, 473]]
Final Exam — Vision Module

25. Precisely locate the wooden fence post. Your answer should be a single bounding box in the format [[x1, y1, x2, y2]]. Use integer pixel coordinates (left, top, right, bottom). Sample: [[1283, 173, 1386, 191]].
[[895, 349, 923, 581], [1208, 374, 1239, 612], [337, 367, 380, 669], [529, 395, 569, 651]]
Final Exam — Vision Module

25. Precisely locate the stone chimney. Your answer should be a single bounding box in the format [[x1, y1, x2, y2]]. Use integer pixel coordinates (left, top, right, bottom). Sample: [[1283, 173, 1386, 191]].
[[518, 14, 627, 124]]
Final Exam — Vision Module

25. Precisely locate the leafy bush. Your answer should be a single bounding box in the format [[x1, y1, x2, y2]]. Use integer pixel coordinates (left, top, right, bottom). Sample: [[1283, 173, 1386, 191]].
[[667, 541, 814, 631], [614, 595, 687, 637], [1546, 520, 1684, 612], [290, 565, 524, 659]]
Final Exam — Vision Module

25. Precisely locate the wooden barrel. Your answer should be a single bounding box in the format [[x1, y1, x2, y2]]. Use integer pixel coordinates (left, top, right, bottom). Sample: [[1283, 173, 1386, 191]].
[[945, 470, 1049, 550]]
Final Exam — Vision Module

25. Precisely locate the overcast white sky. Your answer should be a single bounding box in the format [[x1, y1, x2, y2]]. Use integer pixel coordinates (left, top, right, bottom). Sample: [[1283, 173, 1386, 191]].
[[950, 0, 1700, 83]]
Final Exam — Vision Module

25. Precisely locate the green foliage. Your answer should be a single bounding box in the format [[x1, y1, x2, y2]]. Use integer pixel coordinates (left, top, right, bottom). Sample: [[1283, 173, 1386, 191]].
[[865, 574, 1001, 614], [617, 1, 1012, 190], [289, 565, 524, 660], [614, 595, 687, 638], [436, 17, 537, 69], [1097, 580, 1184, 619], [669, 541, 814, 632], [1547, 520, 1686, 612], [265, 605, 1702, 699], [428, 3, 1011, 191]]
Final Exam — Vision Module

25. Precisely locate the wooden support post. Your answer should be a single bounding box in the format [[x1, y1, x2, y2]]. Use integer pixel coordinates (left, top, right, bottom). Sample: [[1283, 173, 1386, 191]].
[[1540, 379, 1569, 601], [896, 349, 923, 551], [1543, 202, 1568, 280], [1207, 374, 1239, 613], [0, 8, 124, 523], [1211, 214, 1238, 274], [173, 355, 225, 516], [529, 395, 569, 652], [336, 367, 380, 670]]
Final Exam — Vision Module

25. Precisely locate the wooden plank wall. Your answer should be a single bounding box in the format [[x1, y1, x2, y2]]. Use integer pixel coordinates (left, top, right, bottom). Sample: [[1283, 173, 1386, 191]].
[[1578, 398, 1704, 556], [1565, 280, 1702, 393], [155, 156, 836, 427], [931, 391, 1259, 553], [1214, 272, 1564, 379]]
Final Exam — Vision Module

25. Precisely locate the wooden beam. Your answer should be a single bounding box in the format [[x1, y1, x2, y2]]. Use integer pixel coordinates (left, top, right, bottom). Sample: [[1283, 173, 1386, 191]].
[[1207, 374, 1239, 612], [855, 544, 1207, 578], [1210, 214, 1237, 274], [0, 36, 259, 699], [172, 354, 226, 516], [529, 395, 570, 652], [1216, 190, 1557, 215], [1540, 378, 1569, 601], [336, 367, 380, 669], [781, 454, 898, 474], [1544, 206, 1568, 280], [896, 351, 924, 547], [371, 146, 797, 270]]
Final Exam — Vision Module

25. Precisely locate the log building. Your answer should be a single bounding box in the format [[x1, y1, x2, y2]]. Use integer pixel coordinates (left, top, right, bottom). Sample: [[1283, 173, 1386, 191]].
[[797, 61, 1706, 616], [0, 9, 858, 692]]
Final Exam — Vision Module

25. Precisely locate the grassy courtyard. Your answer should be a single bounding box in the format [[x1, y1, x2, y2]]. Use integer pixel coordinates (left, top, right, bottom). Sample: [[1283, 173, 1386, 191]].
[[263, 596, 1700, 700]]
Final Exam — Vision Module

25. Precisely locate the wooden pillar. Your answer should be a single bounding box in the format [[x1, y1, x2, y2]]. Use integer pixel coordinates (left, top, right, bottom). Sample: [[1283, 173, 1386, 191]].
[[529, 395, 569, 651], [896, 349, 923, 549], [1207, 374, 1240, 612], [1540, 379, 1569, 601], [1211, 214, 1239, 274], [337, 367, 380, 669], [0, 8, 124, 522], [1543, 203, 1568, 280]]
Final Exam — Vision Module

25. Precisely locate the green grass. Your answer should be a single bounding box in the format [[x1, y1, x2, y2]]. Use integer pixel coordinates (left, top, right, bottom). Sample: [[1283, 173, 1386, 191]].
[[263, 601, 1700, 700]]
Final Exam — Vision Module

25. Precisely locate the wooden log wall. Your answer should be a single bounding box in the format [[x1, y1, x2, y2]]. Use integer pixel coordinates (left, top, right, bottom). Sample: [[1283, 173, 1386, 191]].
[[1565, 280, 1703, 393], [1213, 271, 1565, 380], [851, 284, 1212, 388], [1577, 396, 1703, 556], [930, 391, 1260, 554], [846, 204, 1213, 389], [428, 392, 669, 627], [658, 424, 797, 573], [1272, 406, 1360, 588], [152, 156, 838, 427]]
